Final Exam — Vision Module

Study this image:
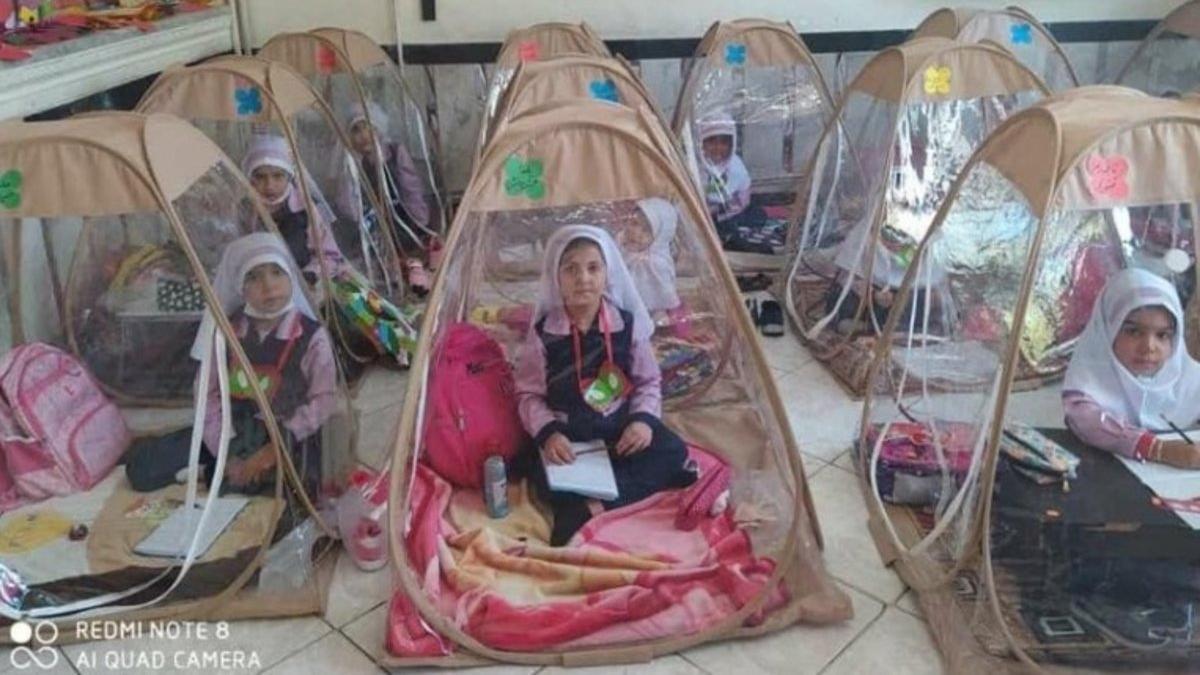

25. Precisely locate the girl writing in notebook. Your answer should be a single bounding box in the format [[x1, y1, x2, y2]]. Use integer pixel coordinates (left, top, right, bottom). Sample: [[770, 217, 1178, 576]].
[[515, 226, 698, 545], [1062, 268, 1200, 469]]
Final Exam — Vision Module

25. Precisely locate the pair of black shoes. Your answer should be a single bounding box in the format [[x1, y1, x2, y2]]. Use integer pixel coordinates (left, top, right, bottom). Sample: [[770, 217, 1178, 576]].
[[745, 297, 784, 337]]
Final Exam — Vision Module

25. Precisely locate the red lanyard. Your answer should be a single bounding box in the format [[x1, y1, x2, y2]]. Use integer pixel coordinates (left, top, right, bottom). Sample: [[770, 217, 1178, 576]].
[[571, 303, 614, 392]]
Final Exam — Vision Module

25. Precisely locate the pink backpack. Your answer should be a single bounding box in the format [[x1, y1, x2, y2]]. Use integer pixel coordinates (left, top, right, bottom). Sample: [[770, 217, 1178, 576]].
[[421, 324, 526, 488], [0, 343, 130, 504]]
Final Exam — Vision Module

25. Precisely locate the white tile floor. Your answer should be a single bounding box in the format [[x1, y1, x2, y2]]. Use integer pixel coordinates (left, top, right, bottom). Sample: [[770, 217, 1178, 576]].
[[48, 324, 953, 674]]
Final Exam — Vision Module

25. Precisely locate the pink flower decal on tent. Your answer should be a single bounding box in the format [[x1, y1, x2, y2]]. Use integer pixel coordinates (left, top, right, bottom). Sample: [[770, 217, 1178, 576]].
[[1085, 154, 1130, 201]]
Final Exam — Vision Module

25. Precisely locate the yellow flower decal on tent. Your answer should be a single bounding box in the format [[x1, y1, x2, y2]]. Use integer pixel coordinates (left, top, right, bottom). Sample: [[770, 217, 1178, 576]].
[[923, 66, 952, 96]]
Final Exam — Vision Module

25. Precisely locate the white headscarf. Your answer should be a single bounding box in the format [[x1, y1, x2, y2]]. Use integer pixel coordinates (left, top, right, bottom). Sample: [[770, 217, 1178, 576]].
[[1063, 268, 1200, 428], [696, 113, 751, 201], [533, 225, 654, 341], [621, 198, 680, 312], [241, 134, 336, 226], [189, 232, 318, 360], [345, 101, 390, 142]]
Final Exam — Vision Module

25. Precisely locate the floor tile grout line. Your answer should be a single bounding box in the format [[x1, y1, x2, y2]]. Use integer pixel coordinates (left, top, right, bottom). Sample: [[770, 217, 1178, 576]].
[[829, 574, 906, 609], [331, 598, 387, 631], [333, 626, 389, 675], [678, 650, 716, 674], [253, 620, 335, 674], [814, 601, 888, 675]]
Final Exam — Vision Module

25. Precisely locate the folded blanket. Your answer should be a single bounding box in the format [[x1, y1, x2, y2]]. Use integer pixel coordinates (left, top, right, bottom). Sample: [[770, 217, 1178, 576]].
[[388, 448, 787, 656]]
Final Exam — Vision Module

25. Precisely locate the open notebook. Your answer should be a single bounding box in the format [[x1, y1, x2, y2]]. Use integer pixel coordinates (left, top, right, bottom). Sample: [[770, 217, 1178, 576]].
[[134, 496, 249, 559], [543, 440, 619, 501]]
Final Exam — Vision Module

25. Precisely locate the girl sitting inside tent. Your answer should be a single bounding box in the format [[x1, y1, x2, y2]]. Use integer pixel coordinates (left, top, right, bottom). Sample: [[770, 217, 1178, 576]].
[[341, 102, 435, 294], [242, 134, 346, 285], [342, 102, 432, 240], [515, 226, 703, 546], [821, 221, 952, 336], [243, 134, 419, 368], [698, 114, 767, 251], [1062, 268, 1200, 470], [126, 233, 337, 496], [619, 197, 687, 328]]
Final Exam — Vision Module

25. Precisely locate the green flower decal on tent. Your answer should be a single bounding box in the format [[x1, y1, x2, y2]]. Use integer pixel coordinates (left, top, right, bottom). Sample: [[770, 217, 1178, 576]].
[[0, 170, 22, 210], [503, 155, 545, 199]]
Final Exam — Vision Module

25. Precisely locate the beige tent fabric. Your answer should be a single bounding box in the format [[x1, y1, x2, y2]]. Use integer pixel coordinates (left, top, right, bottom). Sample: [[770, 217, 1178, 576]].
[[0, 113, 330, 629], [387, 98, 850, 667], [908, 6, 1079, 88], [858, 85, 1200, 670], [139, 57, 320, 123], [850, 38, 1048, 104], [1161, 0, 1200, 36], [471, 102, 685, 212], [696, 19, 824, 69], [910, 7, 972, 39], [309, 27, 392, 70], [0, 114, 225, 217], [494, 55, 663, 131], [1114, 0, 1200, 87], [673, 18, 834, 132], [978, 86, 1200, 217], [493, 22, 610, 70]]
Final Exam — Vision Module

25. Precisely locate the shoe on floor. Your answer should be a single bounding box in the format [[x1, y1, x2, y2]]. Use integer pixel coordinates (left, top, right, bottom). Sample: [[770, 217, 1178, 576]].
[[759, 300, 784, 337]]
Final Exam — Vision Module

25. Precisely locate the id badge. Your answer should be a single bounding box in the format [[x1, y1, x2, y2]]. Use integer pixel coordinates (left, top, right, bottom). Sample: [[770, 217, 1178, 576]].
[[582, 362, 629, 412]]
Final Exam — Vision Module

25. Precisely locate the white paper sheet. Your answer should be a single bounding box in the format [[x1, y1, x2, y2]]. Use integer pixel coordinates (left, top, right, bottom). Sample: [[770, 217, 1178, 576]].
[[543, 441, 619, 501], [1117, 456, 1200, 530]]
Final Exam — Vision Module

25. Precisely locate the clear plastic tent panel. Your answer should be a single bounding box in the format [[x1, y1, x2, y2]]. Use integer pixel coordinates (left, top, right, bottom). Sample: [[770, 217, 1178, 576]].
[[686, 63, 829, 256], [309, 63, 445, 237], [0, 169, 297, 616], [405, 200, 807, 650], [790, 91, 1044, 345], [689, 63, 829, 190], [865, 159, 1200, 665], [957, 13, 1077, 91], [187, 117, 403, 303], [1119, 32, 1200, 96], [862, 162, 1039, 568]]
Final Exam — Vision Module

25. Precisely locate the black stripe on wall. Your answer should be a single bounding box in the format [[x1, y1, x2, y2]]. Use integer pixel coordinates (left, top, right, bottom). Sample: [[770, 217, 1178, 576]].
[[395, 19, 1159, 65]]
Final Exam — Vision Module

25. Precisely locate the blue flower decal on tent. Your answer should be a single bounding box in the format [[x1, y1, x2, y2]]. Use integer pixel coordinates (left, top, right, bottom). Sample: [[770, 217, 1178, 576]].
[[235, 87, 263, 116], [589, 78, 619, 103], [1010, 23, 1033, 45], [724, 43, 747, 65]]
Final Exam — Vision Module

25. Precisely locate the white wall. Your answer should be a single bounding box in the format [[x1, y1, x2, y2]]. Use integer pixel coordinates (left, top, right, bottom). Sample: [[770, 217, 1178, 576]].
[[242, 0, 1181, 48]]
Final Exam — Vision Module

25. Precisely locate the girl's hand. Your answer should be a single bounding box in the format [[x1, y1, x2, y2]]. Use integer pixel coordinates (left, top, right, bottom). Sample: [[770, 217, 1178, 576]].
[[541, 433, 575, 465], [616, 421, 653, 456], [1156, 440, 1200, 470], [246, 444, 278, 482], [225, 458, 249, 487]]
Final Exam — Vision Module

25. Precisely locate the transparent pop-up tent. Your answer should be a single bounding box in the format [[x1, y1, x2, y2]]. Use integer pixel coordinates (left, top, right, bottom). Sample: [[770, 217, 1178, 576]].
[[0, 113, 350, 627], [478, 22, 611, 152], [783, 38, 1050, 397], [137, 56, 409, 365], [858, 87, 1200, 672], [672, 19, 836, 273], [259, 28, 448, 244], [383, 99, 851, 667], [484, 54, 667, 153], [1115, 0, 1200, 97], [911, 6, 1079, 91]]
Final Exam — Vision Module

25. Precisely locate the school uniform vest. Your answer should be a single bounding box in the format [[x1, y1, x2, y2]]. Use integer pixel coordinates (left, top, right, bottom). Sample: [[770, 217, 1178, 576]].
[[230, 309, 319, 420], [364, 146, 415, 229], [535, 307, 635, 440], [272, 206, 311, 271]]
